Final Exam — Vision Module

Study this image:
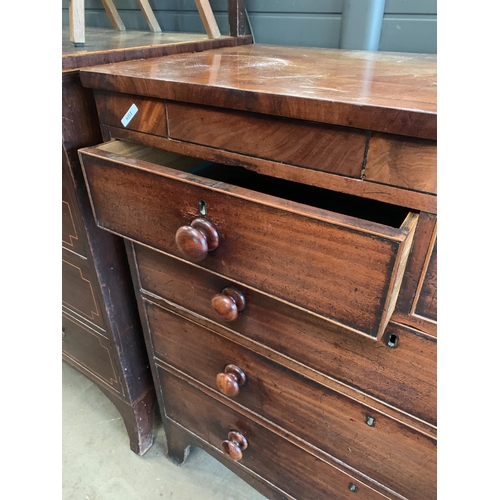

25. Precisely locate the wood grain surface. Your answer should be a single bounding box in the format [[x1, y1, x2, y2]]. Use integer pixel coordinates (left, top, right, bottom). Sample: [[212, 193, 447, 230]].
[[62, 247, 106, 329], [80, 44, 436, 139], [76, 39, 437, 498], [62, 27, 252, 71], [94, 91, 168, 137], [62, 57, 157, 455], [365, 133, 437, 194], [102, 124, 437, 213], [135, 245, 437, 426], [158, 367, 397, 500], [62, 173, 87, 257], [414, 235, 437, 322], [393, 212, 437, 335], [167, 102, 367, 177], [62, 311, 122, 393], [79, 141, 418, 339], [147, 300, 436, 500]]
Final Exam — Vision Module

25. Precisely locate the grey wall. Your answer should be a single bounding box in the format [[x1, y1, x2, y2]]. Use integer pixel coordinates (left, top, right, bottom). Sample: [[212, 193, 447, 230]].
[[62, 0, 436, 53]]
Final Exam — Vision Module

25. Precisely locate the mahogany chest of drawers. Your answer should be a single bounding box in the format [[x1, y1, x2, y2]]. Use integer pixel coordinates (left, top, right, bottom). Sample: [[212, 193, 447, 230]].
[[78, 44, 437, 499]]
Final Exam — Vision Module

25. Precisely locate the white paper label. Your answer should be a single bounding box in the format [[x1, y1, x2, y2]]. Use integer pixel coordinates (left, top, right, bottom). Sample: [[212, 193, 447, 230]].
[[121, 103, 138, 127]]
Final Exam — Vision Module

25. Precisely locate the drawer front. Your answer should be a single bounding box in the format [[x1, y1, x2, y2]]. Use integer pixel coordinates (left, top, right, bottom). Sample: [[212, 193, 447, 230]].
[[167, 102, 367, 178], [147, 301, 436, 500], [62, 312, 122, 393], [135, 244, 437, 425], [62, 247, 106, 330], [62, 179, 87, 256], [79, 141, 417, 339], [94, 91, 167, 137], [365, 133, 437, 195], [158, 366, 393, 500]]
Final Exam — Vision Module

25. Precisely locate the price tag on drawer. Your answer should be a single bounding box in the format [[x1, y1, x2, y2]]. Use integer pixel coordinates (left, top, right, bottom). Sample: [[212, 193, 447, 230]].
[[121, 103, 138, 127]]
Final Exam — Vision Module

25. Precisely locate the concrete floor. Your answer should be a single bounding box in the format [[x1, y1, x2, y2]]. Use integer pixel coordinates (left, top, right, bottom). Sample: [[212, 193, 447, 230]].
[[62, 361, 267, 500]]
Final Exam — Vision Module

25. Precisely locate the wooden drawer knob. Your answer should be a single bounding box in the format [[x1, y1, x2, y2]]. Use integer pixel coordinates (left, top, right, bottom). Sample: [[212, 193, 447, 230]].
[[221, 431, 248, 461], [175, 218, 219, 262], [211, 287, 246, 321], [216, 364, 246, 397]]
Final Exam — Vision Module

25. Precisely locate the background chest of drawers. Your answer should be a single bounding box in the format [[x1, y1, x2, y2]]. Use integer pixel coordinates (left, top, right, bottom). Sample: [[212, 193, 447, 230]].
[[77, 44, 437, 499], [62, 48, 157, 457], [62, 28, 252, 455]]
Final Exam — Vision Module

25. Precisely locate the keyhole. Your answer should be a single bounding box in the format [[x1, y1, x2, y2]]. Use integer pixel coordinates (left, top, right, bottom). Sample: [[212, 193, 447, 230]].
[[386, 333, 399, 348], [198, 199, 207, 216]]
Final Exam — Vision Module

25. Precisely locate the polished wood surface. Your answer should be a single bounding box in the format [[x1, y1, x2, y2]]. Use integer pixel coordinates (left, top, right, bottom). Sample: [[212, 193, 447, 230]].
[[216, 364, 246, 397], [146, 300, 436, 499], [62, 311, 122, 392], [62, 247, 106, 329], [78, 43, 437, 498], [62, 20, 250, 460], [414, 234, 437, 321], [62, 174, 87, 256], [211, 294, 239, 321], [365, 133, 437, 194], [211, 287, 246, 321], [62, 46, 158, 455], [167, 102, 367, 178], [158, 367, 393, 500], [62, 27, 252, 71], [393, 212, 437, 335], [175, 218, 220, 262], [94, 91, 167, 137], [103, 123, 437, 213], [134, 244, 437, 428], [80, 44, 436, 139], [221, 431, 248, 461], [79, 141, 418, 339]]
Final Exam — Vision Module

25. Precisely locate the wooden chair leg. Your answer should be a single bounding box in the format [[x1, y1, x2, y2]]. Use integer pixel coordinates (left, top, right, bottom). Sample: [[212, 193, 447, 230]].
[[136, 0, 162, 32], [101, 0, 126, 31], [228, 0, 246, 36], [195, 0, 221, 39], [69, 0, 85, 46]]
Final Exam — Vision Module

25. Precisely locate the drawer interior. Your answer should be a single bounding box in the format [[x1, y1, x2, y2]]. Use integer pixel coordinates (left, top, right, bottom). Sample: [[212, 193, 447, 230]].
[[189, 162, 409, 228], [99, 140, 411, 228]]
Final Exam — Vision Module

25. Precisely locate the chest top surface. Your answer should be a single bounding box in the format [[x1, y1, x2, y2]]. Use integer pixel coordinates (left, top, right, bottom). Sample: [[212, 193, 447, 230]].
[[79, 44, 437, 140]]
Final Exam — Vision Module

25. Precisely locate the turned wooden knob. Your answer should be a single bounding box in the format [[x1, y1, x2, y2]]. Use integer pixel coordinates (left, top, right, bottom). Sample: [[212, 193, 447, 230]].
[[175, 218, 219, 262], [221, 431, 248, 461], [216, 364, 246, 397], [211, 287, 246, 321]]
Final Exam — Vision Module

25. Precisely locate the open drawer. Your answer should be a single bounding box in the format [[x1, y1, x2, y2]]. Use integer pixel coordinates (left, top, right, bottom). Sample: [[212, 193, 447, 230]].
[[79, 140, 418, 340]]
